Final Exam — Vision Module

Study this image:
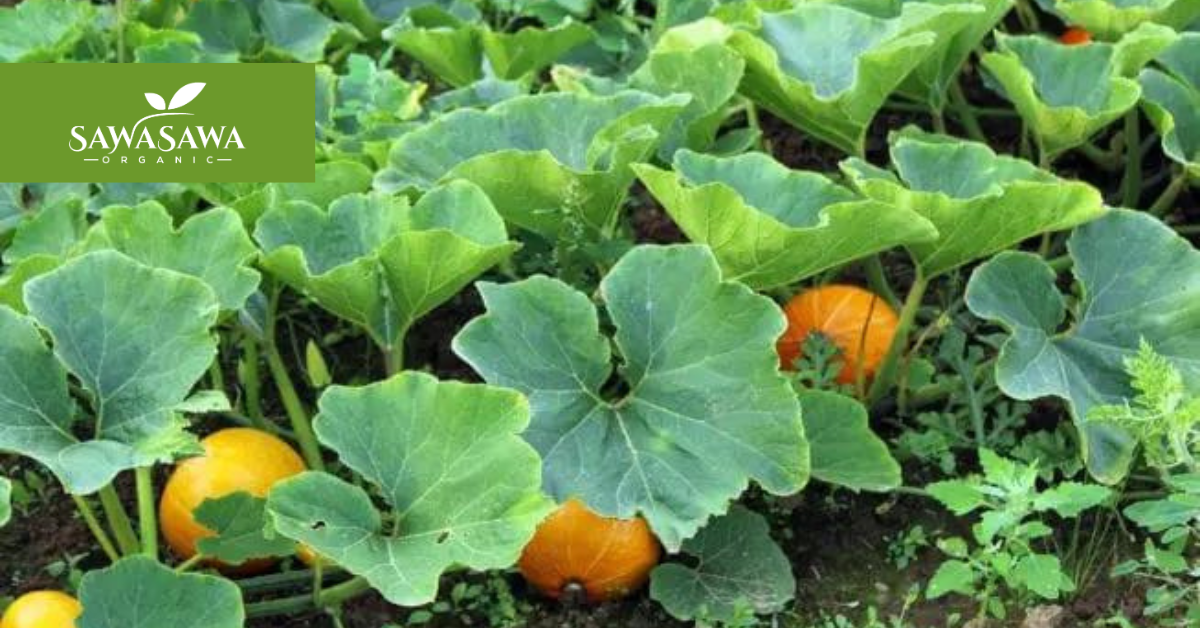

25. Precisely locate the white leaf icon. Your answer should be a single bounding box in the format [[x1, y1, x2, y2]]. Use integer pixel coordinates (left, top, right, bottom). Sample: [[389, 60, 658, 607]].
[[167, 82, 206, 110], [145, 92, 166, 111]]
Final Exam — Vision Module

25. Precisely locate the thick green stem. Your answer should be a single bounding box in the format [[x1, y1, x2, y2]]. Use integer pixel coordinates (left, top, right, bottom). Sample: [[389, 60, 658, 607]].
[[948, 81, 986, 144], [71, 495, 120, 563], [1121, 110, 1143, 208], [1151, 169, 1189, 217], [1076, 141, 1122, 172], [265, 287, 325, 472], [175, 554, 204, 573], [383, 326, 410, 376], [868, 272, 929, 407], [244, 577, 370, 618], [239, 334, 268, 430], [237, 567, 343, 593], [135, 467, 157, 559], [98, 484, 140, 556], [208, 357, 226, 401]]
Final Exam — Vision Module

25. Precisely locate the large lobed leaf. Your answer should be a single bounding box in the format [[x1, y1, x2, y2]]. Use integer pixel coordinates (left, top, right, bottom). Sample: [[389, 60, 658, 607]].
[[966, 210, 1200, 483], [180, 0, 362, 63], [453, 245, 809, 550], [841, 127, 1106, 278], [377, 90, 688, 238], [388, 7, 592, 87], [635, 149, 936, 290], [0, 251, 219, 494], [266, 371, 553, 606], [0, 0, 95, 62], [77, 556, 243, 628], [1139, 33, 1200, 179], [194, 492, 297, 564], [650, 506, 794, 622], [897, 0, 1014, 110], [725, 1, 981, 154], [255, 182, 517, 349], [981, 23, 1177, 159]]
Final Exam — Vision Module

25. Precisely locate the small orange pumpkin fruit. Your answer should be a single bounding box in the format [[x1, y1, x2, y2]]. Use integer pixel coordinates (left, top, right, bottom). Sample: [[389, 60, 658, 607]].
[[1060, 27, 1092, 45], [518, 499, 661, 603], [1, 591, 81, 628], [159, 428, 306, 573], [777, 284, 899, 384]]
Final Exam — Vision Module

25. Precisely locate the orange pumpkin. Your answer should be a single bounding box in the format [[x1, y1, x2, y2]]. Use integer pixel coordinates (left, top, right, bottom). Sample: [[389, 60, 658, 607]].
[[159, 428, 306, 573], [777, 284, 898, 384], [1060, 27, 1092, 45], [518, 499, 661, 603], [0, 591, 81, 628]]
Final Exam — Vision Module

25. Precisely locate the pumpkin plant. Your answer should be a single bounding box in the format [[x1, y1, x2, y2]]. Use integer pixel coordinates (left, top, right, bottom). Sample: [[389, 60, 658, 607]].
[[1140, 33, 1200, 184], [981, 23, 1177, 161], [634, 149, 937, 290], [723, 0, 983, 155], [254, 183, 517, 373], [375, 90, 688, 239], [966, 210, 1200, 483], [840, 126, 1105, 403], [386, 6, 593, 87]]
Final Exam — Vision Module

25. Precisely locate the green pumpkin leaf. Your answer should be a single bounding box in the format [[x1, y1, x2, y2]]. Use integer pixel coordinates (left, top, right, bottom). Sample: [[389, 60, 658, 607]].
[[842, 127, 1105, 277], [0, 0, 95, 62], [256, 182, 516, 349], [1124, 498, 1199, 532], [726, 1, 981, 154], [259, 0, 360, 63], [1140, 33, 1200, 179], [650, 506, 794, 622], [194, 492, 297, 565], [453, 245, 809, 550], [179, 0, 259, 58], [266, 372, 553, 606], [897, 0, 1014, 110], [635, 149, 936, 290], [0, 256, 62, 314], [77, 556, 243, 628], [379, 91, 687, 237], [801, 391, 902, 492], [1053, 0, 1200, 40], [1, 251, 219, 494], [388, 7, 590, 87], [83, 203, 260, 312], [627, 18, 746, 159], [0, 476, 11, 528], [981, 24, 1177, 159], [2, 198, 86, 265], [965, 210, 1200, 483]]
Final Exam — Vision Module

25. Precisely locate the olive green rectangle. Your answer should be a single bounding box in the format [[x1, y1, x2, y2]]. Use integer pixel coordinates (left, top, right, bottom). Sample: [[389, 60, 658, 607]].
[[0, 63, 314, 183]]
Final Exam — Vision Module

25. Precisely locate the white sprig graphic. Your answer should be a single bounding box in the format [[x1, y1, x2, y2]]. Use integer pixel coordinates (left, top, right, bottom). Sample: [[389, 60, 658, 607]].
[[144, 83, 206, 112]]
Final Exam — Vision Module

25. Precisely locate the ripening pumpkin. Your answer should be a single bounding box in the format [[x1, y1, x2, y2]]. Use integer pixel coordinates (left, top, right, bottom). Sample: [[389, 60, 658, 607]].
[[0, 591, 81, 628], [1060, 27, 1092, 45], [518, 499, 661, 603], [777, 284, 899, 384], [159, 428, 306, 573]]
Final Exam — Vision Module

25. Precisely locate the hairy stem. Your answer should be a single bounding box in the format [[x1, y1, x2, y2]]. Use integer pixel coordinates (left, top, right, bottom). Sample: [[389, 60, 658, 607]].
[[135, 467, 157, 559], [71, 494, 120, 563], [98, 484, 140, 556], [868, 271, 929, 407], [1121, 110, 1143, 208], [264, 285, 325, 471]]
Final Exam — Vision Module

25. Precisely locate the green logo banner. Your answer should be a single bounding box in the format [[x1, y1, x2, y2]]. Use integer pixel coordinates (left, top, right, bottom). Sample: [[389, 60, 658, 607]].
[[0, 63, 314, 183]]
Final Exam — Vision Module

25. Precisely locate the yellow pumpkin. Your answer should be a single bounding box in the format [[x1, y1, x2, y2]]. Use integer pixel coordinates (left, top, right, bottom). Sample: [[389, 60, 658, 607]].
[[159, 428, 306, 573], [1, 591, 81, 628]]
